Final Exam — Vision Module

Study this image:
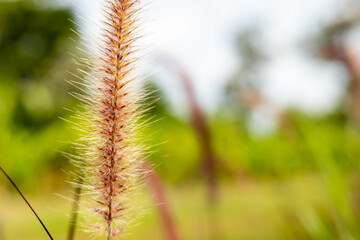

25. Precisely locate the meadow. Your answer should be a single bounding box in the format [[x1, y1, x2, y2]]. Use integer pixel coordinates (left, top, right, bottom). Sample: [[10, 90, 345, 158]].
[[0, 0, 360, 239]]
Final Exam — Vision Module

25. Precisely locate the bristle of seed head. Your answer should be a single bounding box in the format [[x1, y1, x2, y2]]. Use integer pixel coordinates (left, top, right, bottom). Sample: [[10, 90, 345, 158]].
[[70, 0, 145, 239]]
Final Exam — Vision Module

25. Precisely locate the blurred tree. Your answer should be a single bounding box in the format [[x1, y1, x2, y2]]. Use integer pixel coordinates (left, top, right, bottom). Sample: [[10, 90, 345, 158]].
[[310, 11, 360, 129], [0, 1, 76, 128], [0, 2, 71, 78], [0, 1, 79, 190], [225, 27, 268, 117]]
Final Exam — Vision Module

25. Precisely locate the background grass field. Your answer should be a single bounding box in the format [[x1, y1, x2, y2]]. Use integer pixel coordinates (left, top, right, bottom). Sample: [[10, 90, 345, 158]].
[[1, 0, 360, 239]]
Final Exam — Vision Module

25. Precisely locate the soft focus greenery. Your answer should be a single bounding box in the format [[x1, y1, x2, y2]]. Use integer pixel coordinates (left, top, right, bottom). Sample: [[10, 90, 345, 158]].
[[0, 1, 360, 240], [0, 1, 79, 191]]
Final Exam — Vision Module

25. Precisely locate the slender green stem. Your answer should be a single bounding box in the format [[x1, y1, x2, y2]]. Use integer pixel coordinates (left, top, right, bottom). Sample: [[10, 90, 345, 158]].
[[67, 180, 82, 240], [107, 224, 112, 240]]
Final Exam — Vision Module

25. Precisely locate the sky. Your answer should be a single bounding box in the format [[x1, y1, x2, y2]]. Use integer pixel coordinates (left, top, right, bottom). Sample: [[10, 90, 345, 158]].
[[61, 0, 358, 114]]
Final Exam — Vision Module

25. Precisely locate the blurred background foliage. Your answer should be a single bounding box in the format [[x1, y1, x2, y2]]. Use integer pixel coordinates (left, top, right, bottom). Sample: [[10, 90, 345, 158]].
[[0, 0, 79, 190], [1, 0, 360, 240]]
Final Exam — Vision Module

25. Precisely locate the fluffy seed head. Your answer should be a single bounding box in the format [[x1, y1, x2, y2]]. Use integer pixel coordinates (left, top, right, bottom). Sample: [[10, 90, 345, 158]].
[[70, 0, 145, 238]]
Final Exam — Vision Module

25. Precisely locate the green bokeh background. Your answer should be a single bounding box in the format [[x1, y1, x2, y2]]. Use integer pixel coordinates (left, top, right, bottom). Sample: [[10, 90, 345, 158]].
[[0, 1, 360, 240]]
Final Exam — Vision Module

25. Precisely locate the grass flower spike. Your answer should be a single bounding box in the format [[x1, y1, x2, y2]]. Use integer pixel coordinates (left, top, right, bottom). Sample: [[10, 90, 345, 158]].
[[72, 0, 145, 239]]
